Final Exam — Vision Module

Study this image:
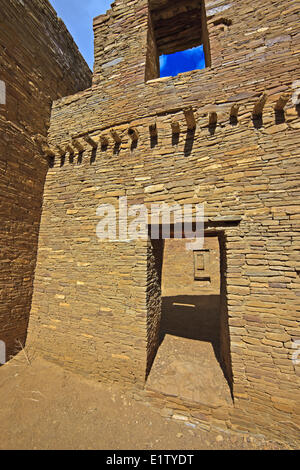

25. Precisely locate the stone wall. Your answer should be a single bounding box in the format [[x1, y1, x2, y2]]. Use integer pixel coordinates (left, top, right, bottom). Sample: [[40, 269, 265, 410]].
[[50, 0, 299, 138], [147, 239, 163, 376], [0, 0, 92, 361], [28, 0, 300, 446], [162, 237, 220, 297]]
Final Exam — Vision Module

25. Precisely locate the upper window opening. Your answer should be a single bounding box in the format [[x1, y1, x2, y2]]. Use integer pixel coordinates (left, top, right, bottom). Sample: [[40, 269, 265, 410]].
[[146, 0, 211, 81], [160, 45, 206, 78]]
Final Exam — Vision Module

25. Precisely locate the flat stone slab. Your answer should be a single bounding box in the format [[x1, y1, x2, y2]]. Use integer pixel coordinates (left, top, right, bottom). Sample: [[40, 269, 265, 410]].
[[146, 334, 232, 408]]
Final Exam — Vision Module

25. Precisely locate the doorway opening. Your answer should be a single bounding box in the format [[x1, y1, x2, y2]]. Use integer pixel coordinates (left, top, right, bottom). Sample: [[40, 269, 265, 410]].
[[146, 232, 233, 407]]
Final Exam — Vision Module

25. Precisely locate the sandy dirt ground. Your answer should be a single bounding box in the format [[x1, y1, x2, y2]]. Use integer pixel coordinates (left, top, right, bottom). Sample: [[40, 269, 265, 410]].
[[0, 351, 290, 450]]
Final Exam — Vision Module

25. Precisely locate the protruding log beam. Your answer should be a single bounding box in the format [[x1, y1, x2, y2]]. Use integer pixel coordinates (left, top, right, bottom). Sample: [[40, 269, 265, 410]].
[[83, 134, 98, 149], [34, 134, 47, 146], [184, 107, 196, 130], [149, 123, 157, 138], [253, 93, 267, 116], [72, 138, 85, 152], [66, 144, 75, 154], [33, 135, 56, 157], [100, 135, 109, 147], [274, 93, 290, 111], [209, 112, 218, 126], [110, 129, 122, 145], [171, 120, 180, 134], [42, 145, 55, 157], [110, 129, 121, 144], [56, 145, 66, 156], [128, 127, 139, 142], [230, 103, 240, 118]]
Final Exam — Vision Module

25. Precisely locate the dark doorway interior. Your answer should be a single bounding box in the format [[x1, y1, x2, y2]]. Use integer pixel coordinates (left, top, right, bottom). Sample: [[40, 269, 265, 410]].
[[160, 295, 221, 362], [146, 234, 233, 407]]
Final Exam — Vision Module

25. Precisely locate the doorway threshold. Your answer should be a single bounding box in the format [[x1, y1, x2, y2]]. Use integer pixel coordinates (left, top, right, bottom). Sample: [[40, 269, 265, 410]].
[[146, 334, 232, 408]]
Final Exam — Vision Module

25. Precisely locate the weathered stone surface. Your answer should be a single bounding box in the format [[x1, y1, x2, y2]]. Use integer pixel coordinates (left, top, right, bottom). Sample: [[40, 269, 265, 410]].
[[0, 0, 92, 360], [2, 0, 299, 448]]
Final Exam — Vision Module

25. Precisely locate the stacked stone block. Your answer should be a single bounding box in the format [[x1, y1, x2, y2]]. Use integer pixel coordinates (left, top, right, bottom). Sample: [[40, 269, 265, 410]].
[[0, 0, 92, 360], [24, 0, 300, 446]]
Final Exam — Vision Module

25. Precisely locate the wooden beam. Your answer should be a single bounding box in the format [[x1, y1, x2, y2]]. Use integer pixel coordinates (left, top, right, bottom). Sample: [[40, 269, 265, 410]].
[[209, 112, 218, 126], [253, 93, 267, 116], [110, 130, 121, 144], [171, 120, 180, 134], [184, 107, 196, 130], [72, 138, 85, 152], [100, 135, 109, 147], [83, 134, 98, 149], [42, 145, 55, 157], [128, 127, 139, 142], [230, 103, 240, 118], [56, 145, 66, 156], [149, 123, 158, 138], [66, 144, 75, 154], [274, 93, 290, 111]]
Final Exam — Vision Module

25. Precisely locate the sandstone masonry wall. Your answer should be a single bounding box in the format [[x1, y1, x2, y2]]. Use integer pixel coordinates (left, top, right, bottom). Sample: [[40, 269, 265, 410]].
[[162, 238, 220, 297], [0, 0, 92, 360], [28, 0, 300, 446]]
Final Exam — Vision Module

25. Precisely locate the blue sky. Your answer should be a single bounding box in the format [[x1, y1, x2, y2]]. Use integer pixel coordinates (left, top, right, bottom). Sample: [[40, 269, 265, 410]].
[[49, 1, 205, 76], [160, 46, 205, 78], [50, 0, 112, 69]]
